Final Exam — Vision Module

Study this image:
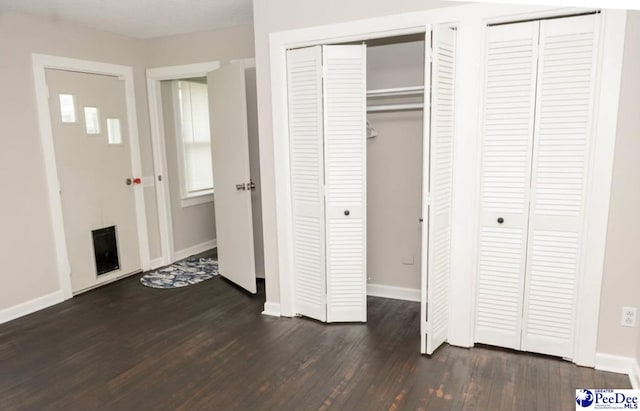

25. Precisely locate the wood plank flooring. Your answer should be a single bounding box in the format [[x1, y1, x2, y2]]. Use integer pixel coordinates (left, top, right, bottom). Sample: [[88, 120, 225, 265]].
[[0, 260, 629, 410]]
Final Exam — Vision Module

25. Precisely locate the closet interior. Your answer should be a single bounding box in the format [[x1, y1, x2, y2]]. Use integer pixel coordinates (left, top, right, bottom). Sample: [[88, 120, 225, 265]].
[[365, 34, 425, 305]]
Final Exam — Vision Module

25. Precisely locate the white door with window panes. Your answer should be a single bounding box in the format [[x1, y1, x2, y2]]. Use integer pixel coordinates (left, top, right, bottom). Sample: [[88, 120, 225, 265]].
[[47, 69, 141, 293]]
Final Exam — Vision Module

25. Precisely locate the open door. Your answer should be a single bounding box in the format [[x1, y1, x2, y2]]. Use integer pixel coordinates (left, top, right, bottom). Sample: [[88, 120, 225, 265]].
[[207, 64, 257, 293], [286, 44, 367, 323], [421, 25, 457, 354], [287, 46, 327, 321]]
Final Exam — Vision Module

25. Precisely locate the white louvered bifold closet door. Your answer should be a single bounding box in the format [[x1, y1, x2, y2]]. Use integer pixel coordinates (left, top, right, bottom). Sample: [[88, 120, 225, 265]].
[[287, 46, 327, 322], [521, 14, 599, 358], [425, 26, 457, 355], [475, 21, 540, 350], [323, 45, 367, 323]]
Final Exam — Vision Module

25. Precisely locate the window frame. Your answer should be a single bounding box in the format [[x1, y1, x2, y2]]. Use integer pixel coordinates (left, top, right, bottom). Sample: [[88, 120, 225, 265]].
[[172, 80, 214, 208]]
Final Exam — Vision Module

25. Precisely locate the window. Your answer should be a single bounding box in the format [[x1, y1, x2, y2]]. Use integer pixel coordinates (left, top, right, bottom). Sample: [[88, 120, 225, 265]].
[[174, 80, 213, 206], [106, 118, 123, 145], [59, 94, 77, 123], [84, 107, 101, 134]]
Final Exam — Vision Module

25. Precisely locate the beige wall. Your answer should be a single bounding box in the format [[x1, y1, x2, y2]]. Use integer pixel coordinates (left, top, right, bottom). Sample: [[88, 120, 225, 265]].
[[367, 40, 425, 290], [597, 11, 640, 358], [252, 0, 457, 304], [160, 80, 217, 252], [145, 25, 254, 68]]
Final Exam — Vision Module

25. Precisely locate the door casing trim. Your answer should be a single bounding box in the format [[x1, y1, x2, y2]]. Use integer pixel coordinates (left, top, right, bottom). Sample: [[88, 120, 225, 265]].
[[145, 61, 221, 266]]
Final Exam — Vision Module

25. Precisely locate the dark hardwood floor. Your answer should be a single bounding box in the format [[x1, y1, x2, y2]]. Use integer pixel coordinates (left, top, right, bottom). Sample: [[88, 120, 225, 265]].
[[0, 258, 629, 410]]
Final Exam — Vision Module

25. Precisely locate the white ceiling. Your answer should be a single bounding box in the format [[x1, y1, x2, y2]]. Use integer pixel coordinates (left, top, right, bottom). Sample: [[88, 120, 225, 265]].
[[0, 0, 254, 39]]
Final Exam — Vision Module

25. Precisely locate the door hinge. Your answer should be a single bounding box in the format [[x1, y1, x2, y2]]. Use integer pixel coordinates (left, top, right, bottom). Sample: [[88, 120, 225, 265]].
[[158, 175, 163, 182]]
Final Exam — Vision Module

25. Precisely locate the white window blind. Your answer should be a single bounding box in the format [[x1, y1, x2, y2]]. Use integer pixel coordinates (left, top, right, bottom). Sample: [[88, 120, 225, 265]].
[[176, 80, 214, 199]]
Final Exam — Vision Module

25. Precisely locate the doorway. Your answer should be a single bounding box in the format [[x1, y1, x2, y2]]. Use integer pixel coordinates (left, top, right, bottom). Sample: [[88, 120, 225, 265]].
[[146, 60, 265, 292], [281, 25, 456, 355]]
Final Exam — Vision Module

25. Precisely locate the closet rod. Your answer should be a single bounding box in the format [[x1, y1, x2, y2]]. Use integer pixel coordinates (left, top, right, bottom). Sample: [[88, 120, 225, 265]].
[[367, 85, 424, 98], [367, 103, 424, 113]]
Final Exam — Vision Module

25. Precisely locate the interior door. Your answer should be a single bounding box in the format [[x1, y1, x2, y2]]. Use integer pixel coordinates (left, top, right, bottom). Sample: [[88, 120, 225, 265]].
[[46, 69, 140, 293], [286, 44, 367, 323], [286, 46, 327, 321], [474, 21, 540, 349], [423, 25, 457, 355], [521, 14, 599, 358], [207, 64, 257, 293], [323, 45, 367, 323]]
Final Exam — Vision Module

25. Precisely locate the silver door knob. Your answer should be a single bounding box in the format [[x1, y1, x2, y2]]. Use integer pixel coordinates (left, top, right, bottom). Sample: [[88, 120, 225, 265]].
[[236, 183, 246, 191]]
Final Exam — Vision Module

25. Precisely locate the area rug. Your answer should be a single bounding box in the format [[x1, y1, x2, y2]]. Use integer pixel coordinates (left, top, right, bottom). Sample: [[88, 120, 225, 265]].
[[140, 257, 218, 289]]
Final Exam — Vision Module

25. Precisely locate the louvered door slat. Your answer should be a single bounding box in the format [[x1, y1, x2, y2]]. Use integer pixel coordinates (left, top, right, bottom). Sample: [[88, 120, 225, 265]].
[[323, 45, 367, 323], [425, 25, 457, 355], [475, 21, 539, 349], [287, 46, 327, 322], [521, 14, 598, 358]]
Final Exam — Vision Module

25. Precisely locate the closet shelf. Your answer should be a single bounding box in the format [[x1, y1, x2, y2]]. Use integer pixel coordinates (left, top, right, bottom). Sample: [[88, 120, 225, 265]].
[[367, 85, 424, 98], [367, 103, 424, 113]]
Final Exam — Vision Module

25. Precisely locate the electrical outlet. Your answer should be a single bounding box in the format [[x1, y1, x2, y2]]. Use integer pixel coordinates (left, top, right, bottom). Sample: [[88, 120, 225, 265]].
[[621, 307, 637, 327]]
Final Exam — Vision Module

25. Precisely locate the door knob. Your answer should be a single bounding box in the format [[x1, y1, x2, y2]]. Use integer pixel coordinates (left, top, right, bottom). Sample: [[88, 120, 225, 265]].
[[247, 179, 256, 191], [236, 183, 246, 191], [344, 210, 350, 216], [126, 178, 132, 186], [497, 217, 504, 224]]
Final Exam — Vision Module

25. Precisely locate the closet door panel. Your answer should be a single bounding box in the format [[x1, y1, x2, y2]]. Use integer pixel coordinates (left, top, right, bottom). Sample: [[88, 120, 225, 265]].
[[287, 46, 327, 322], [521, 14, 598, 358], [475, 21, 539, 349], [425, 25, 456, 355], [323, 45, 367, 323]]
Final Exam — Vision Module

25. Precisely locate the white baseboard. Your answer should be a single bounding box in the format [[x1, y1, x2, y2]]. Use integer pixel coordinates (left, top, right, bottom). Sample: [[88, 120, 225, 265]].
[[367, 283, 421, 302], [173, 239, 217, 262], [262, 302, 281, 317], [595, 352, 639, 388], [0, 290, 66, 325]]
